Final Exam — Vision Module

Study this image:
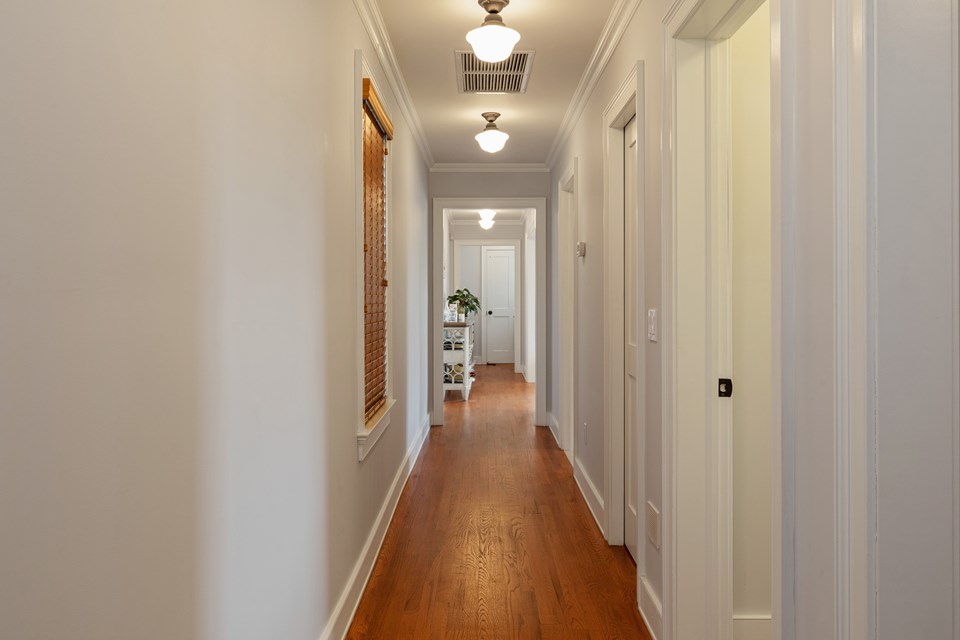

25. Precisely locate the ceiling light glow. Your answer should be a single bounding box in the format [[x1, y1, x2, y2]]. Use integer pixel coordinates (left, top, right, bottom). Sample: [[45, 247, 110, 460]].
[[475, 112, 509, 153], [478, 209, 497, 221], [466, 0, 520, 63], [479, 218, 495, 230]]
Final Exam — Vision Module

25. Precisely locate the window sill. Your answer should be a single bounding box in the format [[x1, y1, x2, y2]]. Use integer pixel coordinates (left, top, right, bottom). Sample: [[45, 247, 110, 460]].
[[357, 397, 396, 461]]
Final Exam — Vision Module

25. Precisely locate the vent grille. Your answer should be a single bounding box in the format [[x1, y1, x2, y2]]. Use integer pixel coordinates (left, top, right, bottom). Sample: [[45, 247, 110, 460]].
[[455, 50, 535, 94]]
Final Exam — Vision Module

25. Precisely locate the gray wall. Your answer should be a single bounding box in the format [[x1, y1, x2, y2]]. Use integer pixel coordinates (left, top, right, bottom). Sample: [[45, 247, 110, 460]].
[[875, 0, 958, 636], [0, 1, 430, 638]]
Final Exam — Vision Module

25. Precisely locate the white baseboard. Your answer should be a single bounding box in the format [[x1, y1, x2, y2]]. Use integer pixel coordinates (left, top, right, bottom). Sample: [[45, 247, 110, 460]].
[[318, 413, 430, 640], [639, 575, 663, 640], [733, 615, 772, 640], [522, 367, 535, 383], [548, 412, 561, 448], [574, 457, 605, 537]]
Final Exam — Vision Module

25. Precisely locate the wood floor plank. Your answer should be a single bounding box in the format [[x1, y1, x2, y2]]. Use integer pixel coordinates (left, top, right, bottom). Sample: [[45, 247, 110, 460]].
[[347, 365, 652, 639]]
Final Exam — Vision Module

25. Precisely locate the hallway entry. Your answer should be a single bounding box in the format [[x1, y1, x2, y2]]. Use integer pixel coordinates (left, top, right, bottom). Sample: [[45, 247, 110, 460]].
[[349, 365, 651, 638]]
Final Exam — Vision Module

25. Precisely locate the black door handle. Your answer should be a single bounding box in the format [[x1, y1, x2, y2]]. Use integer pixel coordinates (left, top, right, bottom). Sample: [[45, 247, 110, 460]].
[[487, 310, 493, 315]]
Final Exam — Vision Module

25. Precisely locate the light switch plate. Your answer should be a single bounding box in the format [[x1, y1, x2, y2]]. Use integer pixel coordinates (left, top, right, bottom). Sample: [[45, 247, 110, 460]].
[[575, 241, 586, 258], [647, 309, 658, 342]]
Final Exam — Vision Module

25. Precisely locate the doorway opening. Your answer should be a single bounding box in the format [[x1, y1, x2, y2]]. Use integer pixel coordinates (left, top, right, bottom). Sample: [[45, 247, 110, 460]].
[[662, 1, 780, 639], [557, 159, 579, 461], [431, 198, 546, 427]]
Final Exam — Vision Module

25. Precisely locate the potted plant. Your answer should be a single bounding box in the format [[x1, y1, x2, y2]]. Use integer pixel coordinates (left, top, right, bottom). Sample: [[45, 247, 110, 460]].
[[446, 288, 481, 322]]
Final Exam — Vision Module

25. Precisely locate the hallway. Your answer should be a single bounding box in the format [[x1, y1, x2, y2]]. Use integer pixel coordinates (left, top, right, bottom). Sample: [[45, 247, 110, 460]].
[[348, 365, 651, 638]]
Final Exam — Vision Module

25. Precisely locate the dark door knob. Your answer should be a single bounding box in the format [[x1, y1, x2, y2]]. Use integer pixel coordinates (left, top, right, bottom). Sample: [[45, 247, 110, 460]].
[[487, 310, 493, 315]]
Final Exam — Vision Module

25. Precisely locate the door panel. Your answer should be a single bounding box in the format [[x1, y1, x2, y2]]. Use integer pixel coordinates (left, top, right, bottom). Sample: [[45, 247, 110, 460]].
[[483, 248, 515, 364]]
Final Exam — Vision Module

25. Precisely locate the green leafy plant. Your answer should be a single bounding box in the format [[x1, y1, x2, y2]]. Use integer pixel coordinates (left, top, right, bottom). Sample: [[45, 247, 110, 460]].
[[446, 288, 481, 318]]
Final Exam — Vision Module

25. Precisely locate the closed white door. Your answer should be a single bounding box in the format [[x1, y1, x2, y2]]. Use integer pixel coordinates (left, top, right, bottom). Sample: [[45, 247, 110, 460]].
[[482, 247, 515, 364], [730, 5, 772, 639], [623, 115, 640, 561]]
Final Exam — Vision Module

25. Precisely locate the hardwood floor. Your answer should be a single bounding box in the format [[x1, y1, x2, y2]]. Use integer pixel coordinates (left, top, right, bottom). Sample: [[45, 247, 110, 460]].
[[347, 365, 653, 639]]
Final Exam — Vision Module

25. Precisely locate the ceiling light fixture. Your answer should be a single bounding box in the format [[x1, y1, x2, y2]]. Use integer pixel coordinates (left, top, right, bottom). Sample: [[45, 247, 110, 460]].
[[478, 209, 496, 229], [466, 0, 521, 63], [475, 112, 509, 153]]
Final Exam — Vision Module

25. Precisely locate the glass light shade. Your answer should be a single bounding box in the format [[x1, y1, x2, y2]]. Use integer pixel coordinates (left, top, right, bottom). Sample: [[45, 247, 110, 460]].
[[475, 128, 509, 153], [478, 209, 497, 221], [466, 24, 521, 63], [478, 218, 495, 230]]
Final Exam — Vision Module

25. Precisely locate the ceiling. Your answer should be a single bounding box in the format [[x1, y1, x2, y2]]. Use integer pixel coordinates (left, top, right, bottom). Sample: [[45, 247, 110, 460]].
[[377, 0, 617, 165]]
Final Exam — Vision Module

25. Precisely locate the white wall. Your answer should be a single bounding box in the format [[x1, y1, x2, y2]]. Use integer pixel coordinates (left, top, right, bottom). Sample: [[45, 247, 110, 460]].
[[456, 244, 484, 357], [548, 0, 668, 615], [781, 0, 960, 637], [0, 1, 430, 639], [443, 212, 451, 298], [430, 170, 552, 201], [874, 0, 958, 636], [730, 2, 772, 625]]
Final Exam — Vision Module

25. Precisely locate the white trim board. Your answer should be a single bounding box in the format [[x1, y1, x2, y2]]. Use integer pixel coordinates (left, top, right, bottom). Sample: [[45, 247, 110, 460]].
[[640, 575, 664, 640], [548, 412, 563, 452], [319, 413, 431, 640], [574, 457, 606, 537], [430, 163, 550, 173]]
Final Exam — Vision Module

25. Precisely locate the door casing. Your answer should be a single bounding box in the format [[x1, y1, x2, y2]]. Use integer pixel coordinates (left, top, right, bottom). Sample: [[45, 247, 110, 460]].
[[661, 1, 783, 639]]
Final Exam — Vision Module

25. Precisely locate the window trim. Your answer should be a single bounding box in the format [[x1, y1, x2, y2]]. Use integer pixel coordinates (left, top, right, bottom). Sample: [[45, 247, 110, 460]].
[[355, 52, 395, 461]]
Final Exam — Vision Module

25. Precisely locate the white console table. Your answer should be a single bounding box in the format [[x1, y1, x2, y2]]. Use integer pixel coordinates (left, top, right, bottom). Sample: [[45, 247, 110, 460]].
[[442, 322, 475, 400]]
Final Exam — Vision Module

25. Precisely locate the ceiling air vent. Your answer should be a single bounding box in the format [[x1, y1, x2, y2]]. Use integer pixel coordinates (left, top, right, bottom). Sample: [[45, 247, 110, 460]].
[[455, 50, 535, 94]]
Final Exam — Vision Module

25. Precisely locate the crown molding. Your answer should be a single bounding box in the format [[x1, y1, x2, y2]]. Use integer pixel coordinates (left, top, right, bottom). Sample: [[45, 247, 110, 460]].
[[430, 163, 551, 173], [545, 0, 642, 168], [353, 0, 434, 166], [449, 219, 525, 226]]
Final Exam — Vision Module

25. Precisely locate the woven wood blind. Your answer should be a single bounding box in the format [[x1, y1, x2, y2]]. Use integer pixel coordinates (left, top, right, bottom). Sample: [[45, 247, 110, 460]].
[[362, 98, 389, 421]]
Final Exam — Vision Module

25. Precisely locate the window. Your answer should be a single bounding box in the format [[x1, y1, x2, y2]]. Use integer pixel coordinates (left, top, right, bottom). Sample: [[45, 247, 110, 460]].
[[361, 78, 393, 423]]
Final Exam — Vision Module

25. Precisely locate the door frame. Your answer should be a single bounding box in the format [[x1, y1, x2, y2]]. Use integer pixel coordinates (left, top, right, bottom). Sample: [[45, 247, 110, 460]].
[[480, 245, 521, 368], [431, 197, 547, 426], [452, 240, 522, 366], [557, 159, 579, 460], [601, 61, 646, 573], [661, 1, 785, 639]]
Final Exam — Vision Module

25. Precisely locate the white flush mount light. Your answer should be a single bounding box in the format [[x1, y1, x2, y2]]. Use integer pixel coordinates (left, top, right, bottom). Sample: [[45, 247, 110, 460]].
[[466, 0, 521, 63], [475, 112, 509, 153], [478, 209, 496, 229]]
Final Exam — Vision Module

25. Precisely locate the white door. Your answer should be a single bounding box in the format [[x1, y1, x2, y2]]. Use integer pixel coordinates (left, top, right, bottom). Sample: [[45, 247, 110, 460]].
[[623, 116, 640, 561], [729, 5, 772, 639], [482, 247, 515, 364]]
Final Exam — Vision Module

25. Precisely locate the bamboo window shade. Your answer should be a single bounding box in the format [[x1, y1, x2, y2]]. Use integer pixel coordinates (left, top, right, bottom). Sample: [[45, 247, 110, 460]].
[[362, 79, 393, 421]]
